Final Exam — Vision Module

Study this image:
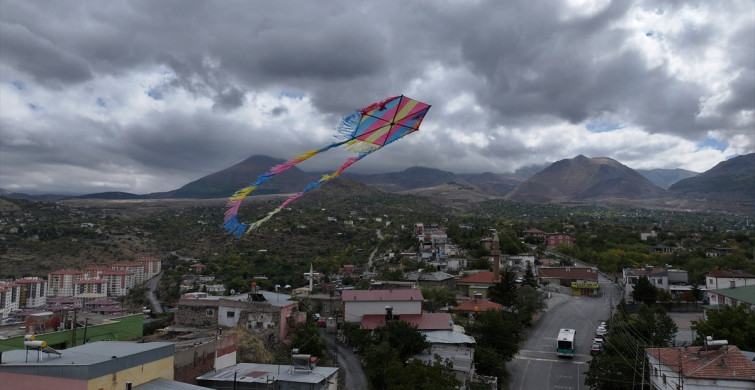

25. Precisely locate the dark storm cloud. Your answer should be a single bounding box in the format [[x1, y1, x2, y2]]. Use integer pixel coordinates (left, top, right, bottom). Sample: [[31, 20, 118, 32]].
[[0, 0, 752, 194], [0, 23, 92, 86]]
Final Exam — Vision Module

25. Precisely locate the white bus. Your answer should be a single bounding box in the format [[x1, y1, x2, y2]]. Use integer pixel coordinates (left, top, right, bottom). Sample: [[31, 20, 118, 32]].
[[556, 328, 576, 358]]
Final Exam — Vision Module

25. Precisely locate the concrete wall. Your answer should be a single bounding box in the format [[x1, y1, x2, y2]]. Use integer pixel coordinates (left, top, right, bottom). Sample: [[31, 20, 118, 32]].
[[174, 342, 215, 385], [0, 314, 143, 352]]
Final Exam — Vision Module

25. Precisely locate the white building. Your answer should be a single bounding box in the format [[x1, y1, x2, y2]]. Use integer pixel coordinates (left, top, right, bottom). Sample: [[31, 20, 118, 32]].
[[110, 261, 144, 284], [137, 257, 162, 281], [100, 270, 134, 297], [705, 270, 755, 291], [14, 277, 46, 308], [0, 282, 21, 318], [73, 278, 108, 297], [47, 270, 85, 297]]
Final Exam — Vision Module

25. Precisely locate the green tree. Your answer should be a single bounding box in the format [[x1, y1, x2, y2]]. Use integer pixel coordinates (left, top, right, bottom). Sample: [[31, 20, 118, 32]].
[[488, 267, 519, 308], [421, 286, 457, 313], [384, 356, 461, 390], [515, 285, 546, 325], [634, 305, 678, 347], [631, 276, 657, 306], [523, 262, 538, 287], [691, 304, 755, 350], [466, 310, 521, 382], [291, 320, 328, 358]]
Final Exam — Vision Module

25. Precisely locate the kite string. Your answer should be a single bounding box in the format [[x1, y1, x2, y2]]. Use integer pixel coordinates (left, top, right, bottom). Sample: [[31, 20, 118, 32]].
[[246, 153, 370, 232], [222, 140, 351, 237]]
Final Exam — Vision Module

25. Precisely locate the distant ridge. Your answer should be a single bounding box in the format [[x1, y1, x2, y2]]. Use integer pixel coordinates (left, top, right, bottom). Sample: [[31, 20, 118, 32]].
[[669, 153, 755, 203], [636, 168, 699, 189], [504, 155, 666, 203], [170, 155, 318, 199]]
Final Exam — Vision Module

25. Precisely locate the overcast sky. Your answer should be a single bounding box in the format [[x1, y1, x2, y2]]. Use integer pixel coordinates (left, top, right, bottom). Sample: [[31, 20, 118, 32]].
[[1, 0, 753, 195]]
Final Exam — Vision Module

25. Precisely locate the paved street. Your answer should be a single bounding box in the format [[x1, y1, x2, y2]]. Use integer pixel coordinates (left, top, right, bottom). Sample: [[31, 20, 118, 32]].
[[322, 330, 368, 390], [508, 277, 622, 390]]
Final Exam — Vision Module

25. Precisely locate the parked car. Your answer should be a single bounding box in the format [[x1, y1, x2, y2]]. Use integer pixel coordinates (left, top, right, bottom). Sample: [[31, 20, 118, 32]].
[[590, 344, 603, 355], [593, 337, 604, 345], [596, 326, 607, 336], [316, 318, 327, 327]]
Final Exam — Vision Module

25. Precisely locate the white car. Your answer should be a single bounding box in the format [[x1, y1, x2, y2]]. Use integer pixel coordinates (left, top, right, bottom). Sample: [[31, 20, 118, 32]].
[[593, 337, 604, 345], [596, 326, 607, 336]]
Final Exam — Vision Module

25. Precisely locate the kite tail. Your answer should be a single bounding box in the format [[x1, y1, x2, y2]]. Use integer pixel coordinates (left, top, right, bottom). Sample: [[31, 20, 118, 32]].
[[246, 153, 370, 232], [221, 141, 348, 236]]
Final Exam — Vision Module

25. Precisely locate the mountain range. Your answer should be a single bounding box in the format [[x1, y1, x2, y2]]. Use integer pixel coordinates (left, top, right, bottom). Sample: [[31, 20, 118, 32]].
[[2, 153, 753, 211]]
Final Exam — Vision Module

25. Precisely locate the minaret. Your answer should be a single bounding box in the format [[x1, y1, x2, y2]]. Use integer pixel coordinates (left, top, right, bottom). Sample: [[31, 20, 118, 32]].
[[492, 233, 501, 282], [309, 263, 314, 292]]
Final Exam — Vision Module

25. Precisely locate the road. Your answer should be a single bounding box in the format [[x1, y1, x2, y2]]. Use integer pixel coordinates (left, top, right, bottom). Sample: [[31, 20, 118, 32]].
[[322, 330, 368, 389], [145, 272, 164, 314], [508, 278, 622, 390]]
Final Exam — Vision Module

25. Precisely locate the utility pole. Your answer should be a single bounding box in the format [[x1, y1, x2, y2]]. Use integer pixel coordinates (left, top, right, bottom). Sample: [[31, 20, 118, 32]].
[[71, 308, 78, 347]]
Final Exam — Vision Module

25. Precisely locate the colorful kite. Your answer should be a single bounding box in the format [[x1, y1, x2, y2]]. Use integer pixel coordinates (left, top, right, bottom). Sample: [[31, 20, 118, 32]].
[[223, 95, 431, 237]]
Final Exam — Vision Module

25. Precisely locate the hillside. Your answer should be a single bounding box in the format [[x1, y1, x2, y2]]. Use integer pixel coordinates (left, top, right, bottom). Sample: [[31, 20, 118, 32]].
[[170, 155, 318, 198], [669, 153, 755, 203], [504, 155, 667, 203]]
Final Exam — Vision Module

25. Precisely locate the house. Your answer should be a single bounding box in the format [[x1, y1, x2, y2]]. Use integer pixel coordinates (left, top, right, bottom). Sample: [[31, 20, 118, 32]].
[[623, 266, 690, 302], [452, 294, 502, 317], [522, 228, 546, 239], [0, 341, 214, 390], [650, 245, 674, 254], [539, 267, 600, 296], [706, 247, 736, 258], [705, 270, 755, 291], [545, 233, 575, 248], [341, 289, 423, 323], [360, 312, 454, 331], [176, 291, 302, 343], [456, 271, 500, 299], [707, 284, 755, 312], [640, 230, 657, 241], [403, 271, 456, 289], [412, 329, 476, 387], [645, 344, 755, 390]]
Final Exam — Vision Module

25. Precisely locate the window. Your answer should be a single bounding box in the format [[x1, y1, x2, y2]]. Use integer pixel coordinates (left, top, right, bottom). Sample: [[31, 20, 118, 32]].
[[662, 374, 666, 384], [206, 309, 214, 316], [226, 311, 235, 318], [653, 368, 658, 377]]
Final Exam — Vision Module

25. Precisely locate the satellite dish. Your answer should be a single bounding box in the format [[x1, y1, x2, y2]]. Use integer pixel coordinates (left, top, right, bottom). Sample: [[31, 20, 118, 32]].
[[229, 289, 236, 295]]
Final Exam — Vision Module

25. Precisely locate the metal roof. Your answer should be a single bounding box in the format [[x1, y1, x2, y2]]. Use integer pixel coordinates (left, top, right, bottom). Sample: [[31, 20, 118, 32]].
[[136, 378, 213, 390], [197, 363, 338, 385], [422, 330, 476, 345], [0, 341, 174, 380], [709, 284, 755, 304]]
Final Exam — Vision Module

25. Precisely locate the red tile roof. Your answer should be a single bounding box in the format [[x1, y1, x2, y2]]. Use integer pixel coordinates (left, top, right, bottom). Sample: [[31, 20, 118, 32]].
[[538, 267, 599, 281], [706, 270, 755, 278], [360, 313, 453, 330], [458, 271, 500, 284], [342, 289, 423, 302], [648, 345, 755, 381], [453, 299, 502, 312]]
